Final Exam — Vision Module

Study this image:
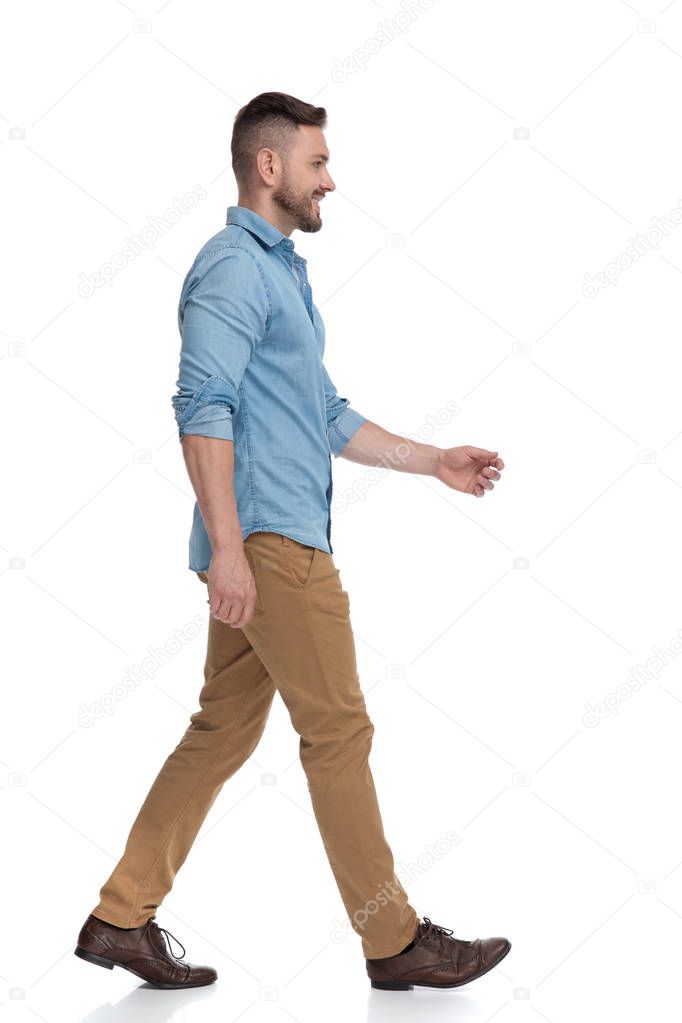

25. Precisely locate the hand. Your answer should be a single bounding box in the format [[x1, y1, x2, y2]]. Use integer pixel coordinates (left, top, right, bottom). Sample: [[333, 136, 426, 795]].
[[435, 446, 505, 498], [207, 546, 258, 627]]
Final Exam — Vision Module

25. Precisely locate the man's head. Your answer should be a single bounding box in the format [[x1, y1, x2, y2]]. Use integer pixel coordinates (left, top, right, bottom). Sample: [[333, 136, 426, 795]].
[[231, 91, 336, 235]]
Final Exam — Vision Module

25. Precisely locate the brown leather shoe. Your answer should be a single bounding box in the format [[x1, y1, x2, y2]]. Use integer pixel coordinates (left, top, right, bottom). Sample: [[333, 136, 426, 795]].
[[366, 916, 510, 990], [74, 914, 217, 988]]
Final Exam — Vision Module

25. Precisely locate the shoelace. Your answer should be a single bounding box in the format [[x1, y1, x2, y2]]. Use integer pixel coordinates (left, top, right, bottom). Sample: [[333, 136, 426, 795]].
[[149, 920, 187, 961], [421, 916, 455, 950]]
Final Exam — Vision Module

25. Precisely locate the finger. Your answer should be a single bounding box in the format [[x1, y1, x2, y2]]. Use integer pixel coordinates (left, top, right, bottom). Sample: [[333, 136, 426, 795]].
[[482, 467, 501, 481], [230, 598, 257, 629], [212, 598, 239, 625], [230, 582, 258, 629], [209, 597, 231, 621], [207, 593, 227, 621], [470, 447, 497, 462], [477, 474, 494, 490], [481, 452, 503, 469], [225, 601, 245, 626], [474, 484, 484, 497]]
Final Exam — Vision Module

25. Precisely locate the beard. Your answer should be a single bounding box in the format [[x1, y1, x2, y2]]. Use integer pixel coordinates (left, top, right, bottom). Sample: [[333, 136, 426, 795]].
[[272, 176, 322, 233]]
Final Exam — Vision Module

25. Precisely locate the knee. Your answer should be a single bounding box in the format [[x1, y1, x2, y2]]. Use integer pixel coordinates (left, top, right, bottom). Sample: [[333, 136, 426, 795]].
[[302, 710, 375, 764]]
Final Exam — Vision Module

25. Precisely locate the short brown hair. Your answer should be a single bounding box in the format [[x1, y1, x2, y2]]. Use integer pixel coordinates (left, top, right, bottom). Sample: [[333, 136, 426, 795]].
[[231, 91, 327, 188]]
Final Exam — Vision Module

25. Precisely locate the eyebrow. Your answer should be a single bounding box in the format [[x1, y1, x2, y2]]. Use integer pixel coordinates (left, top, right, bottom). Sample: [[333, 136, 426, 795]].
[[311, 153, 329, 162]]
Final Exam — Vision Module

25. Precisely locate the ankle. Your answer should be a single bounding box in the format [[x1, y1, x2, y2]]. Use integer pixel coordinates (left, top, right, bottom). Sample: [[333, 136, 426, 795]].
[[397, 921, 421, 955], [91, 915, 139, 931]]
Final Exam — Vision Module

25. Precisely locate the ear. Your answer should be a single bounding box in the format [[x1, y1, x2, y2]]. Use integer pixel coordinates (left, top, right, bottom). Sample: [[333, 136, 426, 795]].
[[255, 147, 276, 186]]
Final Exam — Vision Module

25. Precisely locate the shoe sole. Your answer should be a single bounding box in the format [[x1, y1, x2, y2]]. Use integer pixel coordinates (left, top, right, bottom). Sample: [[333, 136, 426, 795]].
[[370, 940, 511, 991], [73, 946, 217, 989]]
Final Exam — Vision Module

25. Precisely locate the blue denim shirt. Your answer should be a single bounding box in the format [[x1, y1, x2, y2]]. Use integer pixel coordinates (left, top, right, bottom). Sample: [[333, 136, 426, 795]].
[[172, 205, 368, 571]]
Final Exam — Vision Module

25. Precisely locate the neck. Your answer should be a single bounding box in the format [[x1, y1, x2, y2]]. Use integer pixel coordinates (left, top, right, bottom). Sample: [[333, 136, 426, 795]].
[[236, 195, 294, 238]]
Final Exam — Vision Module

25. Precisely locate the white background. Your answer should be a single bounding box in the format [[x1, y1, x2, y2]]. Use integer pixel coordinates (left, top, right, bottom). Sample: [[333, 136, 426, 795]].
[[2, 0, 682, 1020]]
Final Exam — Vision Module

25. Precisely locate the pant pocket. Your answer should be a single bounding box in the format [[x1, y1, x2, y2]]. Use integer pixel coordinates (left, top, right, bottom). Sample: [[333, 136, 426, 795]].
[[242, 546, 264, 612], [281, 537, 317, 589]]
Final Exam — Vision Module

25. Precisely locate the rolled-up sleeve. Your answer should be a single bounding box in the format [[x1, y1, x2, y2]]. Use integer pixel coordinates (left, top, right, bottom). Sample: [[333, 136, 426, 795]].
[[172, 247, 269, 442], [322, 362, 368, 456]]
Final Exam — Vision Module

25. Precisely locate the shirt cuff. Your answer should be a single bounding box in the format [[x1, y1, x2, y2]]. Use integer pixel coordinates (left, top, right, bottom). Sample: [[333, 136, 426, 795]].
[[328, 407, 367, 456], [179, 404, 234, 442]]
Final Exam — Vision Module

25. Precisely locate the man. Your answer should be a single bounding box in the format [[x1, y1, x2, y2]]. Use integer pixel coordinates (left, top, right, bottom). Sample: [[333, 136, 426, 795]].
[[75, 92, 510, 992]]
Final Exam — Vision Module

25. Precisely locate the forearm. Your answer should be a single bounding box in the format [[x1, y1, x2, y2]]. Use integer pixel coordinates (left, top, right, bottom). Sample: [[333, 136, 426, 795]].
[[180, 435, 243, 552], [337, 419, 441, 476]]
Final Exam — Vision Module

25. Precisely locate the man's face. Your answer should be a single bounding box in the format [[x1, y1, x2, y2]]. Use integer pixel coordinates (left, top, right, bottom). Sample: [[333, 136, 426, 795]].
[[272, 125, 336, 233]]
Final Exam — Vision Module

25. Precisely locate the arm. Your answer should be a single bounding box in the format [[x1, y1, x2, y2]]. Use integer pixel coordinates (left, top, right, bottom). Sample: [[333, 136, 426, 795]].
[[335, 419, 439, 474], [181, 437, 241, 551], [321, 363, 503, 496], [172, 249, 269, 625], [337, 420, 504, 498]]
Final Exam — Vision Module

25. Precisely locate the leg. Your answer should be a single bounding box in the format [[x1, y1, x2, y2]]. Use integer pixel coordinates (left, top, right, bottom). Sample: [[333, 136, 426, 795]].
[[92, 573, 276, 928], [242, 532, 420, 959]]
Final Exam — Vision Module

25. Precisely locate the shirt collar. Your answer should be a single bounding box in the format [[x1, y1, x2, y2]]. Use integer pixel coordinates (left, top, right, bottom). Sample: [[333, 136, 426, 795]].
[[226, 205, 294, 251]]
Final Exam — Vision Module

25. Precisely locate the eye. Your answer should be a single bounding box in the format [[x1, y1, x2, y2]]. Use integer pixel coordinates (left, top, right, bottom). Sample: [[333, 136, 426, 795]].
[[314, 161, 322, 168]]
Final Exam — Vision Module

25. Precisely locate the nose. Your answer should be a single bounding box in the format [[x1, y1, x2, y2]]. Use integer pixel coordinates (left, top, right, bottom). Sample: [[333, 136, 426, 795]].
[[321, 169, 335, 193]]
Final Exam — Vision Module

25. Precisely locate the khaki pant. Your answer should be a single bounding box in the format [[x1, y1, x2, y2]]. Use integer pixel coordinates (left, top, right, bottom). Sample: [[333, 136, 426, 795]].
[[92, 531, 419, 958]]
